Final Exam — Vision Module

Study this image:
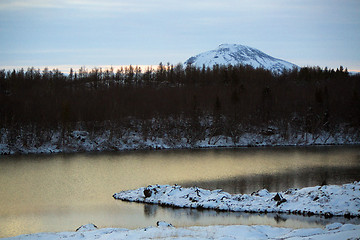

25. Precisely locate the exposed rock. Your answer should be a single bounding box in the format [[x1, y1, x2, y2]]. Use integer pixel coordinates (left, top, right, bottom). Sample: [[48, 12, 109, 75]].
[[76, 223, 98, 232], [324, 212, 333, 218], [273, 193, 282, 202], [273, 193, 287, 206], [144, 188, 152, 198], [156, 221, 173, 227], [344, 211, 352, 219]]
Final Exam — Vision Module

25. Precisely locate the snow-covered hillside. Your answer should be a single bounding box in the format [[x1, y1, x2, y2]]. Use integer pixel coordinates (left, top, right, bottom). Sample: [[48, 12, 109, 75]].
[[185, 44, 298, 73]]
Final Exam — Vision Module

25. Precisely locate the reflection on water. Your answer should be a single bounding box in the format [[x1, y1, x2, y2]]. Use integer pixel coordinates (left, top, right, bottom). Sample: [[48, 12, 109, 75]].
[[182, 165, 360, 194], [140, 202, 360, 229], [0, 146, 359, 238]]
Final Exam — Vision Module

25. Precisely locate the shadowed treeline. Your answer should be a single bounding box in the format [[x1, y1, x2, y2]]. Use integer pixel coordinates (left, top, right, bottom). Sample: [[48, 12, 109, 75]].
[[0, 64, 359, 148]]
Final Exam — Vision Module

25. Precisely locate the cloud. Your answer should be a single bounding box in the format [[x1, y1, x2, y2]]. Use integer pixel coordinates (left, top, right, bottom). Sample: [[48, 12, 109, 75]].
[[0, 0, 143, 12], [0, 0, 60, 9], [0, 0, 269, 13]]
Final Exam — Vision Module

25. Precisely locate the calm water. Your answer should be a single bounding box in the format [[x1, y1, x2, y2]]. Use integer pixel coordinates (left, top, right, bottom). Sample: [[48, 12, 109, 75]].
[[1, 146, 360, 238]]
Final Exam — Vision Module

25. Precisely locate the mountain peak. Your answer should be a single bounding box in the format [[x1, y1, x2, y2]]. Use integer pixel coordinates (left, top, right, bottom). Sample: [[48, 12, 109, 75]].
[[185, 44, 298, 73], [218, 43, 248, 49]]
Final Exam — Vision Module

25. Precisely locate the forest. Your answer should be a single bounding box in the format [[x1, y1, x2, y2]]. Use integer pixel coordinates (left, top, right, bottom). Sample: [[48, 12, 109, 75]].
[[0, 63, 359, 153]]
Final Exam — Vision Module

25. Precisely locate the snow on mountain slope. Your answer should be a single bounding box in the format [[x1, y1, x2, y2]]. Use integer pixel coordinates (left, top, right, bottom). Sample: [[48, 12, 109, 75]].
[[185, 44, 298, 73]]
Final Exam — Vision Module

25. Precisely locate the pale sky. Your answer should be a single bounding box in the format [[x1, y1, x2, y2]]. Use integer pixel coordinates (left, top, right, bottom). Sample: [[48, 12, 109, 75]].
[[1, 0, 359, 71]]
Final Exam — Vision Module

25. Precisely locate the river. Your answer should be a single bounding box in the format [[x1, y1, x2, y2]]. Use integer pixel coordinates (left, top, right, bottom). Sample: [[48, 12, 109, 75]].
[[0, 146, 359, 238]]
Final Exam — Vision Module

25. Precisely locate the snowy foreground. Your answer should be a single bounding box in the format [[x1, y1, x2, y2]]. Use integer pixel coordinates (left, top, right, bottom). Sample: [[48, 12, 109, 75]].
[[4, 183, 360, 239], [114, 182, 360, 218], [4, 222, 360, 240]]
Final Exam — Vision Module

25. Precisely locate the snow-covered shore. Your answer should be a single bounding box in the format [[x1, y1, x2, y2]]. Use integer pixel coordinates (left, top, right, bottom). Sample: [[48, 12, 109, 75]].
[[4, 183, 360, 239], [3, 222, 360, 240], [1, 127, 359, 155], [113, 182, 360, 218]]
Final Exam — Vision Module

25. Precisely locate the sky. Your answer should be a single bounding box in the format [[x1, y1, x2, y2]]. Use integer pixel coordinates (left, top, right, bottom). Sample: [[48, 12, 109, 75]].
[[0, 0, 360, 72]]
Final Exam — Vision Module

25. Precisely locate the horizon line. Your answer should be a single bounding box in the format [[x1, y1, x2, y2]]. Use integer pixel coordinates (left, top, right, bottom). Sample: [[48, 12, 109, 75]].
[[0, 64, 359, 74]]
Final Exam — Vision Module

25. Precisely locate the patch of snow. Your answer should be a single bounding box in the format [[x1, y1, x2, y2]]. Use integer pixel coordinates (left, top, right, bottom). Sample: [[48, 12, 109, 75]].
[[325, 222, 343, 231], [113, 182, 360, 218], [3, 223, 360, 240]]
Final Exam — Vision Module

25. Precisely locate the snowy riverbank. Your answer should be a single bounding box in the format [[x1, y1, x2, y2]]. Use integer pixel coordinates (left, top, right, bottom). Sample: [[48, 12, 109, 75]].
[[3, 222, 360, 240], [1, 127, 359, 155], [4, 183, 360, 239], [113, 182, 360, 218]]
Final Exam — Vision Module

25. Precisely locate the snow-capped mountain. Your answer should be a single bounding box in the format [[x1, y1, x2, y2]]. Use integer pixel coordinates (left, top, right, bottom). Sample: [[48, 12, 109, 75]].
[[185, 44, 298, 73]]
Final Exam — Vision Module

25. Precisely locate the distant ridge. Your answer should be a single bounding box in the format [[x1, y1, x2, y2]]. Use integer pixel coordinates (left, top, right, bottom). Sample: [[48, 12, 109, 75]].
[[185, 44, 298, 73]]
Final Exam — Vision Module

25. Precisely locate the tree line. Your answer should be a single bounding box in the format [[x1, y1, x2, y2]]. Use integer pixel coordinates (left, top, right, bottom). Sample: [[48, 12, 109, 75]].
[[0, 63, 359, 147]]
